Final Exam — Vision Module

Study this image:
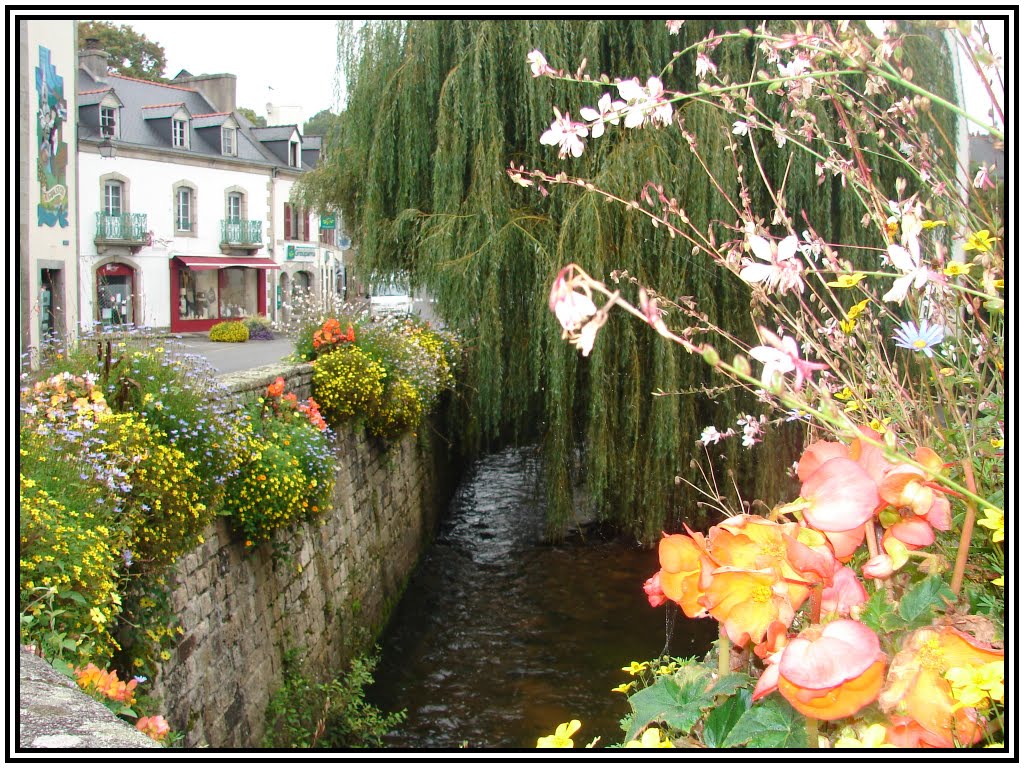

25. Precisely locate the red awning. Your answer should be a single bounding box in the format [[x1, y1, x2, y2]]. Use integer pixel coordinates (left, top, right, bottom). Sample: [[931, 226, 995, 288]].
[[175, 256, 280, 270]]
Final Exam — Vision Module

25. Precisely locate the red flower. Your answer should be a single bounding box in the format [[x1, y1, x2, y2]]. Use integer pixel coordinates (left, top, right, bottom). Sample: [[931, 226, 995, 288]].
[[266, 376, 286, 399]]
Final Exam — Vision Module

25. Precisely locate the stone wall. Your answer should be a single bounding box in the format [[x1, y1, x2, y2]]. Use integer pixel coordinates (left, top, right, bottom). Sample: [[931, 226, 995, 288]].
[[143, 364, 451, 748]]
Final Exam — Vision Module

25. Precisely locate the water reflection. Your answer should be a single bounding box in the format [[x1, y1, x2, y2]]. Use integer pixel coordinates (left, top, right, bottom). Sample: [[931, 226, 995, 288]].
[[367, 446, 718, 750]]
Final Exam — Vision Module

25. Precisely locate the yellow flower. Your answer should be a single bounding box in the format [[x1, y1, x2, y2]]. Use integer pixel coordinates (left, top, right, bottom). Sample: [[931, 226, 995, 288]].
[[833, 387, 854, 401], [921, 219, 947, 229], [946, 662, 1004, 711], [611, 683, 632, 694], [827, 272, 866, 288], [536, 720, 581, 748], [847, 298, 870, 320], [868, 417, 891, 432], [625, 727, 674, 748], [990, 438, 1004, 449], [963, 229, 997, 253], [977, 507, 1004, 543], [943, 261, 974, 277], [621, 661, 649, 676], [833, 723, 896, 748]]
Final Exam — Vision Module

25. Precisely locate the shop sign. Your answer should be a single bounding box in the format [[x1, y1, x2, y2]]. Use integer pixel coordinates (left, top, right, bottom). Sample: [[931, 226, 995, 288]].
[[320, 214, 336, 229]]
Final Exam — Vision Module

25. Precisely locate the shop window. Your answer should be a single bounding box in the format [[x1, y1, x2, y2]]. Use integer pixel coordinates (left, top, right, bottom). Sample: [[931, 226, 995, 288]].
[[178, 268, 219, 320], [220, 267, 257, 318]]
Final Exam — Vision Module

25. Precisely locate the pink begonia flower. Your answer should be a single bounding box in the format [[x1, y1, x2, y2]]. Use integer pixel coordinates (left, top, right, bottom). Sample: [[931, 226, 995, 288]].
[[800, 457, 879, 532], [748, 327, 828, 391], [740, 234, 805, 294], [820, 565, 868, 616], [579, 93, 623, 139], [540, 107, 588, 158], [796, 440, 850, 483]]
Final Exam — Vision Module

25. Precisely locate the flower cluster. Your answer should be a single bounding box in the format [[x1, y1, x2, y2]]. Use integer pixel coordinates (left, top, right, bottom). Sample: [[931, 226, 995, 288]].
[[75, 663, 138, 708], [136, 715, 172, 743], [312, 317, 356, 353], [208, 320, 250, 343]]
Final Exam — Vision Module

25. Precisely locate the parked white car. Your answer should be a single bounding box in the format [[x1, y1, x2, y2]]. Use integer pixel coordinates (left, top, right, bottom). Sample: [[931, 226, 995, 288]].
[[369, 280, 413, 318]]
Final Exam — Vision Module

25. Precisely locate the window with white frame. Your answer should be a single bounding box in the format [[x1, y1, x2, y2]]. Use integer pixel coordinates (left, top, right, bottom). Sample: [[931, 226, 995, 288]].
[[175, 186, 195, 232], [227, 192, 243, 221], [172, 118, 189, 149], [100, 106, 118, 138], [289, 140, 301, 167], [221, 126, 237, 156], [103, 181, 123, 216]]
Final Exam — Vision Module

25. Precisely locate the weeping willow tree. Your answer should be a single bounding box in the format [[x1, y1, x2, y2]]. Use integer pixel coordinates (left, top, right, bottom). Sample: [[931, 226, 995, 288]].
[[297, 19, 958, 541]]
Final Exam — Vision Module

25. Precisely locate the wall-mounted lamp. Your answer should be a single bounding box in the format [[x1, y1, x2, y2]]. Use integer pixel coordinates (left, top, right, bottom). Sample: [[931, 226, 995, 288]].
[[98, 137, 117, 159]]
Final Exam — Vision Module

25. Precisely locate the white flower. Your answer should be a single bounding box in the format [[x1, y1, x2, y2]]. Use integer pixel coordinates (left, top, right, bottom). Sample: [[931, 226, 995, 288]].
[[732, 120, 750, 136], [739, 234, 804, 294], [579, 93, 623, 139], [615, 76, 673, 128], [696, 53, 717, 80], [700, 426, 724, 445], [527, 50, 552, 78], [540, 107, 588, 158], [778, 53, 811, 78]]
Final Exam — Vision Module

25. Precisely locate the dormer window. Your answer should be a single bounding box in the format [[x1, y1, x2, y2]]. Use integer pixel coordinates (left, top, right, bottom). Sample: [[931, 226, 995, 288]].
[[100, 105, 118, 138], [289, 140, 301, 168], [172, 118, 189, 149], [221, 126, 237, 156]]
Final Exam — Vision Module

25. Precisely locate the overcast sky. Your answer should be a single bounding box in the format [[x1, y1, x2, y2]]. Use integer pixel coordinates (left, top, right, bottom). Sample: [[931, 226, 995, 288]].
[[119, 17, 345, 120], [114, 16, 1005, 130]]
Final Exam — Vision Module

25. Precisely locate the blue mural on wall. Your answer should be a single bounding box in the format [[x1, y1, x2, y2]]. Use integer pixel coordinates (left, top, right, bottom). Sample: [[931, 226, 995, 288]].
[[36, 46, 69, 228]]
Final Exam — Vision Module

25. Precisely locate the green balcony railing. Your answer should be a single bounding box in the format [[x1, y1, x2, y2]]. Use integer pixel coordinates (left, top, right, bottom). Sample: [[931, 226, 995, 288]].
[[221, 219, 263, 246], [95, 212, 148, 243]]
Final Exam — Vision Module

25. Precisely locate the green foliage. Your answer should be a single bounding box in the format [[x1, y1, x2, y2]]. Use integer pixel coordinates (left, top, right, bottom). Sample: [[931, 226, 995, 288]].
[[237, 106, 267, 127], [77, 21, 166, 80], [621, 663, 749, 743], [262, 648, 405, 749], [719, 695, 808, 748], [303, 108, 341, 137], [861, 575, 957, 641], [368, 376, 423, 441], [294, 19, 946, 540], [209, 320, 250, 343]]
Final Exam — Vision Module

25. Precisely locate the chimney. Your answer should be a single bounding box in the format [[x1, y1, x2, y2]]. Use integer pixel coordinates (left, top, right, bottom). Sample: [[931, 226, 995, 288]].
[[78, 38, 109, 81], [172, 73, 237, 113]]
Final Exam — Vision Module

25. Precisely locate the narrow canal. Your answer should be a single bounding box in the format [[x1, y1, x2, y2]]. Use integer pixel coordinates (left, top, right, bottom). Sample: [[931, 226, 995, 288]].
[[367, 445, 718, 750]]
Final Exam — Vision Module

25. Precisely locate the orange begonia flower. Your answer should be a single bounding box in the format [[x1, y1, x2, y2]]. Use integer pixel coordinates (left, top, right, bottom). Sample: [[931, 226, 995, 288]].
[[878, 626, 1004, 747], [800, 457, 879, 532], [884, 715, 950, 748], [848, 426, 892, 486], [702, 567, 796, 647], [651, 531, 710, 618], [774, 619, 887, 720], [816, 524, 866, 562]]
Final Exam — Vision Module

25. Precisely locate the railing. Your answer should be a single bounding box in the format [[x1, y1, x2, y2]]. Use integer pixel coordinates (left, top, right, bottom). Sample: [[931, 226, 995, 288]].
[[95, 212, 148, 242], [221, 219, 263, 246]]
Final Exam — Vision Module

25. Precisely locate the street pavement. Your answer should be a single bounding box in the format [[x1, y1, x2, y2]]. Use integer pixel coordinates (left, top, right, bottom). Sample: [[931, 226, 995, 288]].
[[172, 334, 297, 374]]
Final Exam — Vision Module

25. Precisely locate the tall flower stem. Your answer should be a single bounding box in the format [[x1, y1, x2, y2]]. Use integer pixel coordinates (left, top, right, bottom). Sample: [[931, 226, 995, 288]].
[[806, 716, 819, 749], [718, 624, 731, 679], [950, 459, 979, 596]]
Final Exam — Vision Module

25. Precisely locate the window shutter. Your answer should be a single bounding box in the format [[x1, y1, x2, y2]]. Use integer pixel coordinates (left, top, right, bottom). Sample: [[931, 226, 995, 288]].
[[284, 204, 292, 240], [304, 212, 310, 242]]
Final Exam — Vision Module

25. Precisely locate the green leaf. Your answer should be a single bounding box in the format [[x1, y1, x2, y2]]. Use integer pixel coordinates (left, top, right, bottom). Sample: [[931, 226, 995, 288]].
[[898, 575, 955, 629], [702, 687, 752, 748], [720, 695, 807, 748], [64, 591, 88, 606], [858, 587, 895, 635], [624, 664, 718, 741]]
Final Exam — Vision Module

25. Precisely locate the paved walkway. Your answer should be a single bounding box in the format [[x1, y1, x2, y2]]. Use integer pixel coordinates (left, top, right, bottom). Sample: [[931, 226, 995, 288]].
[[172, 334, 297, 374]]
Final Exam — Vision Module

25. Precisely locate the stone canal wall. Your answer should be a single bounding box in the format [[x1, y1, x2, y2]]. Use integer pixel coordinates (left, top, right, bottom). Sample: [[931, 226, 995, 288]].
[[147, 363, 450, 748], [19, 363, 453, 750]]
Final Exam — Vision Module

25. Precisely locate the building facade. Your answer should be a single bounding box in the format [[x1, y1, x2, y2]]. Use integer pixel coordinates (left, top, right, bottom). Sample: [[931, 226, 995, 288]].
[[75, 40, 347, 334], [19, 19, 81, 357]]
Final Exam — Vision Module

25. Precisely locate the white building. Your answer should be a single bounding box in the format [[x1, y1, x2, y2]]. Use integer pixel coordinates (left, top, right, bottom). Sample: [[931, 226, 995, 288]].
[[75, 41, 347, 333]]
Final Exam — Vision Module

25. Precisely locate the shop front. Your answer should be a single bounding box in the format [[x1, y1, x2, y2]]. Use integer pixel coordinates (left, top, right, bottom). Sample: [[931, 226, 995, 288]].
[[170, 255, 279, 333]]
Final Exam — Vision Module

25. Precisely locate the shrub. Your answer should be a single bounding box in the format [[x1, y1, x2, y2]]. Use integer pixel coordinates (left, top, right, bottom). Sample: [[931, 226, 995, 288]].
[[19, 473, 125, 668], [262, 648, 405, 749], [312, 345, 386, 426], [368, 376, 423, 441], [243, 315, 275, 341], [208, 321, 249, 342]]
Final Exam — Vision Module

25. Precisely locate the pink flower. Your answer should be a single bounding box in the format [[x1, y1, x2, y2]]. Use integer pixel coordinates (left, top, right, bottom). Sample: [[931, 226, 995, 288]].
[[615, 76, 673, 128], [740, 234, 805, 294], [527, 50, 553, 78], [136, 715, 171, 742], [666, 20, 685, 34], [973, 165, 996, 190], [748, 327, 828, 391], [800, 456, 879, 533], [540, 108, 588, 158]]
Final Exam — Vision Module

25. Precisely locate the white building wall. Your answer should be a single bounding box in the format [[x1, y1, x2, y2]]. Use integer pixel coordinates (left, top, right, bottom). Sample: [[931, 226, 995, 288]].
[[78, 150, 271, 329]]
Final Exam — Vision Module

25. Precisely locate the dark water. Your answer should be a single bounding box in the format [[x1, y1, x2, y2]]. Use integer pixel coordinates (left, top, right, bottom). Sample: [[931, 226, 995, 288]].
[[367, 446, 718, 750]]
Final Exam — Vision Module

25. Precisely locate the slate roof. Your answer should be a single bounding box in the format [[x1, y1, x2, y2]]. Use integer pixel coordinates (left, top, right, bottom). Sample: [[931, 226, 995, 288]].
[[77, 69, 296, 169]]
